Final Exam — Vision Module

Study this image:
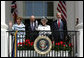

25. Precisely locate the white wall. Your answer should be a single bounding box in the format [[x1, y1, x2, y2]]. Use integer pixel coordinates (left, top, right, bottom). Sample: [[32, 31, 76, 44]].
[[5, 1, 13, 26], [66, 1, 75, 30], [75, 1, 83, 24]]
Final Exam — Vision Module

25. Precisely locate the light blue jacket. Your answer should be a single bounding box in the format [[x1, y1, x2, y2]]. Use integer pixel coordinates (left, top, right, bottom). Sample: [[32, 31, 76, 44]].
[[12, 22, 25, 42]]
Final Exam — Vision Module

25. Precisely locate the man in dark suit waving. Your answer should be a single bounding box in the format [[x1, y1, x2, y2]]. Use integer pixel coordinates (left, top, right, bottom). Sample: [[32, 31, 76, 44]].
[[26, 15, 38, 42], [51, 12, 67, 42]]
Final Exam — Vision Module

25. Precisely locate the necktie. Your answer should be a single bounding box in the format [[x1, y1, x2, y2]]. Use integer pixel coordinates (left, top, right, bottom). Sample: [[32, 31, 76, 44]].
[[58, 19, 60, 28], [31, 22, 34, 31]]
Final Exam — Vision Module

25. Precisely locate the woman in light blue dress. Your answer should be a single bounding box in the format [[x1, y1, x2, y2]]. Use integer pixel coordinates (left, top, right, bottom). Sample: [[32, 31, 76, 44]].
[[12, 17, 25, 57]]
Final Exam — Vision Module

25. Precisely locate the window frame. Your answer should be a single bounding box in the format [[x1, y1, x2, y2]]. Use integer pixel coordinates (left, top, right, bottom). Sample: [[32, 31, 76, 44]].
[[23, 1, 54, 20]]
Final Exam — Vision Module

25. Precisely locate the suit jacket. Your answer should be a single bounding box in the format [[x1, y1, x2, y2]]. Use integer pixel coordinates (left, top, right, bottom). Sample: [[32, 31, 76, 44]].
[[51, 19, 67, 42], [52, 19, 67, 31]]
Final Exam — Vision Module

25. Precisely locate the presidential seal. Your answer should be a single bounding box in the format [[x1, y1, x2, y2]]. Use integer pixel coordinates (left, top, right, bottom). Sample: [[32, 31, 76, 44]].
[[34, 36, 52, 55]]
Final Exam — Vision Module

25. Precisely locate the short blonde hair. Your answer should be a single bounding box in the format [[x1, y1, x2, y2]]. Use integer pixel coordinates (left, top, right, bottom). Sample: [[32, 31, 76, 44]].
[[16, 17, 22, 20]]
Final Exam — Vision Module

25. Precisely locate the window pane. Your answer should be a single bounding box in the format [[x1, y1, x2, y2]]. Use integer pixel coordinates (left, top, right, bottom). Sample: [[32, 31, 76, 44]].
[[33, 2, 47, 16], [25, 1, 53, 16], [25, 2, 33, 16]]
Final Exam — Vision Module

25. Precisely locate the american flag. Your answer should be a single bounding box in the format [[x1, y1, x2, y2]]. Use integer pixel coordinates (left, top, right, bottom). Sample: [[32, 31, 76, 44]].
[[57, 1, 67, 20], [11, 1, 18, 23]]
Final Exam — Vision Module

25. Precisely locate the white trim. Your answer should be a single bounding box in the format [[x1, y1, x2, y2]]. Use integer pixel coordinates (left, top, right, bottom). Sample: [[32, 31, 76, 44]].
[[22, 16, 54, 19], [1, 24, 8, 30]]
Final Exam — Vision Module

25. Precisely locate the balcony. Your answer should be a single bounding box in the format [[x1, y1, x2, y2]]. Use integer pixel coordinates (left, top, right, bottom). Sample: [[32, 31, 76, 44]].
[[6, 30, 79, 57]]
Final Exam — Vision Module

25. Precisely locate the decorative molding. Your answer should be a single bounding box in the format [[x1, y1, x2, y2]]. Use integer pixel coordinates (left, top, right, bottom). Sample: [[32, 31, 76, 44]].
[[1, 24, 8, 30]]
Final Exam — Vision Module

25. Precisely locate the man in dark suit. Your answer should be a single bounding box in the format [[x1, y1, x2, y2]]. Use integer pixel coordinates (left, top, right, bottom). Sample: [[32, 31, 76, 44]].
[[26, 15, 38, 42], [51, 12, 67, 42]]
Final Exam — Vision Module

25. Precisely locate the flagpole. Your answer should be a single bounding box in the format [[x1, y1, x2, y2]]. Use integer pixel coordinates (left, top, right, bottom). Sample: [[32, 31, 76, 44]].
[[14, 30, 18, 57]]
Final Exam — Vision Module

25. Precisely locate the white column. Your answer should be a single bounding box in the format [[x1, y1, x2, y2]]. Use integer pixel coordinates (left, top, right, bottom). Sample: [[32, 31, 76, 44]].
[[75, 1, 83, 57], [1, 1, 8, 57]]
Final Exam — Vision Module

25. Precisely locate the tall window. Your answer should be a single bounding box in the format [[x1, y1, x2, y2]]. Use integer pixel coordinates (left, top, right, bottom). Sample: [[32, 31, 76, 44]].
[[24, 1, 53, 17]]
